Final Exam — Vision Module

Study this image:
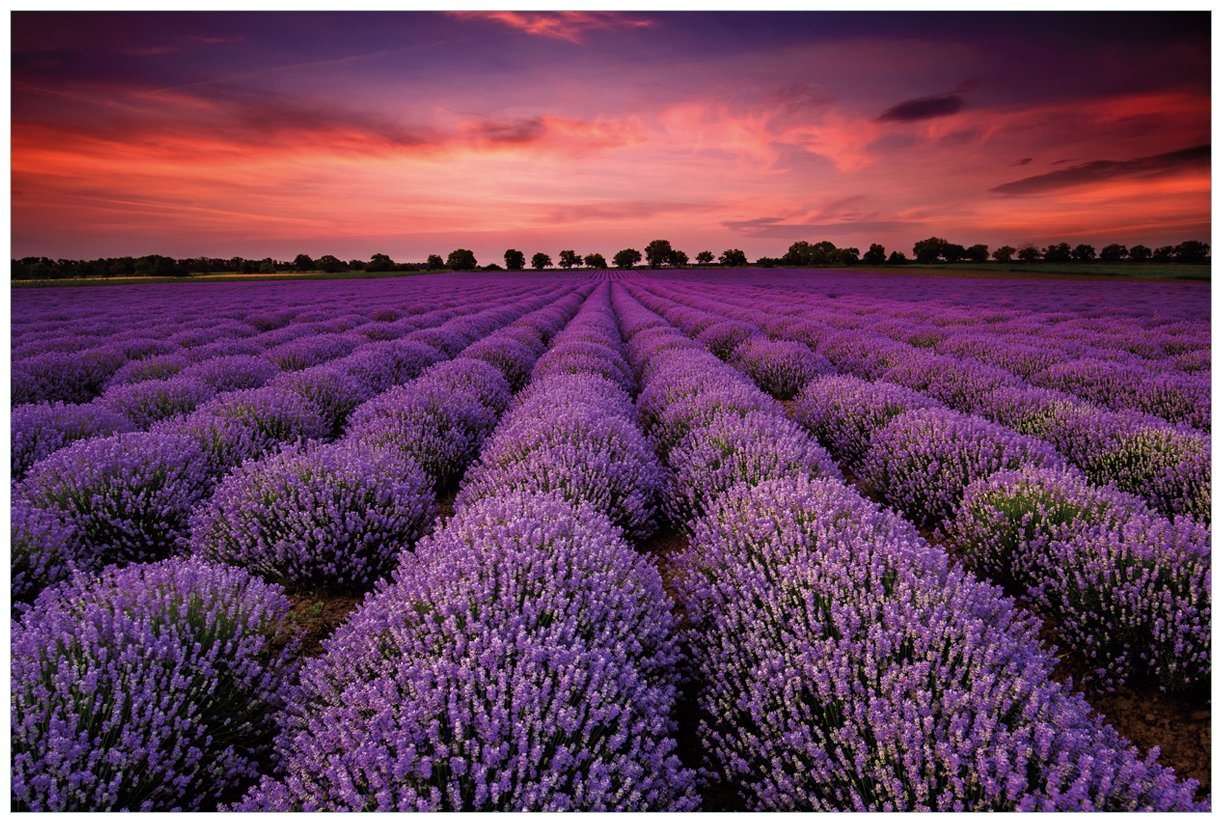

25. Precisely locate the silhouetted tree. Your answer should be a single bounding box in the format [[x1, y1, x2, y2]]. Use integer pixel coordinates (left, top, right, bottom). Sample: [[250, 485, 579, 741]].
[[1017, 245, 1041, 263], [1174, 240, 1209, 264], [316, 255, 346, 273], [645, 239, 674, 268], [258, 258, 277, 274], [941, 243, 967, 263], [531, 252, 552, 270], [992, 245, 1016, 262], [368, 253, 393, 272], [887, 251, 909, 265], [426, 254, 445, 269], [613, 248, 642, 269], [293, 253, 314, 271], [1151, 245, 1175, 263], [1128, 244, 1152, 263], [719, 249, 749, 267], [965, 244, 990, 263], [446, 249, 477, 270], [695, 250, 714, 264], [558, 249, 580, 269], [838, 247, 860, 265], [862, 243, 886, 265], [504, 249, 525, 270], [912, 237, 948, 264], [1042, 242, 1072, 263], [134, 255, 188, 277], [1071, 244, 1096, 262], [584, 252, 608, 269], [1099, 244, 1128, 262], [668, 249, 689, 267]]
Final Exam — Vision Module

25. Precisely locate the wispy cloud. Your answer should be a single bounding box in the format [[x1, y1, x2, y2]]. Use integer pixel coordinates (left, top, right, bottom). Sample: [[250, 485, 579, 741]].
[[990, 143, 1209, 195], [878, 92, 965, 122], [447, 11, 654, 43]]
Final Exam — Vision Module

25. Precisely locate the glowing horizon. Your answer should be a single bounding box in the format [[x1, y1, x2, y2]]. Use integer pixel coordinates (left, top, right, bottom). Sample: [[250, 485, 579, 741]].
[[11, 11, 1211, 263]]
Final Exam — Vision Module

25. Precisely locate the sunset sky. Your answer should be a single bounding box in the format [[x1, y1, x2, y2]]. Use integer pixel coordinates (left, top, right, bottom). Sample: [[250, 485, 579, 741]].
[[11, 11, 1211, 262]]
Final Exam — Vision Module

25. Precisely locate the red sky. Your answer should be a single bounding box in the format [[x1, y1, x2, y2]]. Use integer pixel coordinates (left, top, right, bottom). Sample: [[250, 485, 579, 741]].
[[11, 11, 1211, 263]]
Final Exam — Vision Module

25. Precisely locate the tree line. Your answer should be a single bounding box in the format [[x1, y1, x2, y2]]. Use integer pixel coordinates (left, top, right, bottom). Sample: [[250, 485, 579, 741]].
[[11, 237, 1209, 280]]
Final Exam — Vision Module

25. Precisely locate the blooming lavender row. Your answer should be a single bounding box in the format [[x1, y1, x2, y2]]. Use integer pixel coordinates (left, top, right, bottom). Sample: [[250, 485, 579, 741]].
[[610, 284, 1204, 810], [12, 276, 548, 406], [12, 557, 299, 811], [13, 286, 587, 601], [13, 282, 572, 479], [456, 284, 665, 540], [646, 269, 1207, 381], [188, 290, 591, 591], [629, 284, 1211, 691], [239, 492, 697, 810], [631, 281, 1209, 523]]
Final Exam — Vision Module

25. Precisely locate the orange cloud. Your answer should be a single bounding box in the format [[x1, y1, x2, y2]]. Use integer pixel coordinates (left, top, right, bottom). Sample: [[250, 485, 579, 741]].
[[448, 11, 653, 43]]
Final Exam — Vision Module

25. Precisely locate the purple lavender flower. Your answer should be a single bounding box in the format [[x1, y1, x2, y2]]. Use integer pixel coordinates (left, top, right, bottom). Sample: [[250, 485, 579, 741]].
[[11, 494, 80, 605], [263, 332, 360, 371], [1038, 514, 1211, 691], [20, 431, 213, 566], [153, 384, 330, 478], [792, 375, 943, 469], [97, 375, 217, 429], [664, 409, 841, 530], [860, 408, 1067, 528], [239, 492, 697, 811], [271, 364, 376, 435], [942, 465, 1144, 584], [190, 441, 436, 590], [730, 337, 833, 400], [12, 557, 298, 811], [103, 353, 190, 388], [671, 475, 1202, 811], [177, 354, 280, 392], [1078, 425, 1210, 523], [12, 400, 133, 479], [457, 406, 664, 540], [13, 348, 125, 404], [331, 339, 443, 394], [696, 320, 760, 359]]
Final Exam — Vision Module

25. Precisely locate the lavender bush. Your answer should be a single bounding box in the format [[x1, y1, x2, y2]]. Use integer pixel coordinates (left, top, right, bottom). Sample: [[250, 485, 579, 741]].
[[240, 492, 696, 811], [12, 557, 298, 811], [860, 408, 1067, 528], [20, 431, 213, 567], [671, 475, 1202, 811], [191, 441, 436, 590], [664, 409, 840, 529], [12, 400, 133, 479]]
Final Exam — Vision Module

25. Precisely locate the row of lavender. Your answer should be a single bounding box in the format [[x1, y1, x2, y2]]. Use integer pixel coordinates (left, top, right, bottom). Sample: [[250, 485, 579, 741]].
[[648, 268, 1208, 375], [240, 285, 698, 809], [12, 282, 606, 809], [609, 284, 1202, 810], [13, 282, 582, 601], [12, 277, 542, 404], [12, 278, 557, 478], [645, 270, 1209, 431], [634, 278, 1210, 523], [624, 280, 1209, 694]]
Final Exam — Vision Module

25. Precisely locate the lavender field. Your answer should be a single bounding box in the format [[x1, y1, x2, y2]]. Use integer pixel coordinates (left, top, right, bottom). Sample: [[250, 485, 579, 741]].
[[10, 269, 1211, 811]]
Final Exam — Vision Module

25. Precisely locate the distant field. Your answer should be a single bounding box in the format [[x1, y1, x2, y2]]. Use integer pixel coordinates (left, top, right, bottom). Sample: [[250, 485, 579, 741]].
[[9, 268, 449, 288], [11, 261, 1208, 288]]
